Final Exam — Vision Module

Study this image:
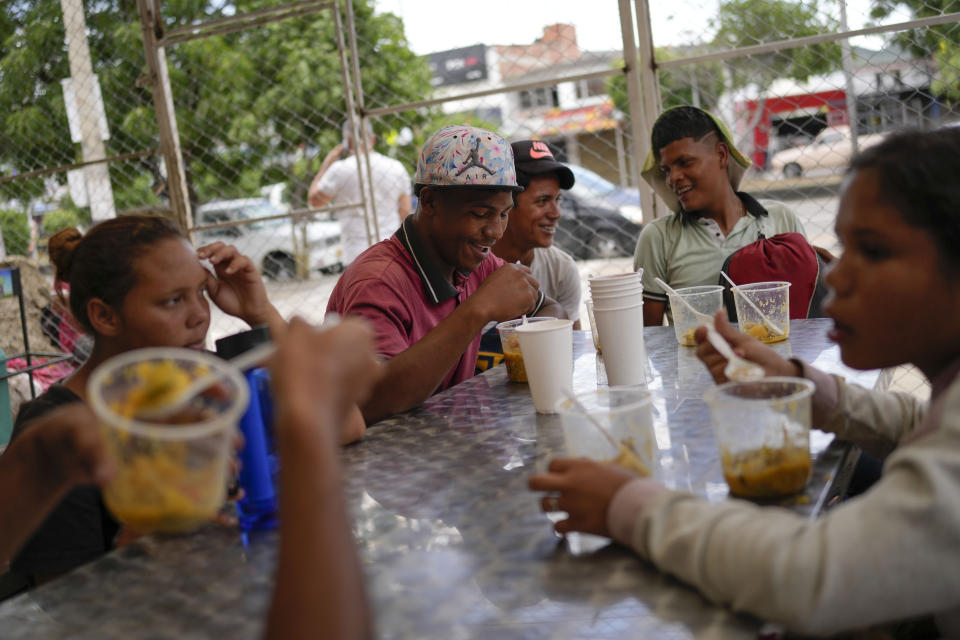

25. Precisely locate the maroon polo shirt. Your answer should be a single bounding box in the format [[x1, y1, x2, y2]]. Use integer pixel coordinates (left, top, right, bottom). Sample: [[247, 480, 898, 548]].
[[327, 216, 514, 393]]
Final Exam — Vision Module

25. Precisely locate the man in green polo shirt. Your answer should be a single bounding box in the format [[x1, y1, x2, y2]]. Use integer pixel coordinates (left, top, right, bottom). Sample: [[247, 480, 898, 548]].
[[634, 106, 807, 326]]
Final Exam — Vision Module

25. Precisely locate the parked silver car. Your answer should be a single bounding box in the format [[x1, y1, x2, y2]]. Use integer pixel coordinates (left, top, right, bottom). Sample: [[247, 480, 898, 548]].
[[769, 125, 886, 178], [194, 199, 342, 279]]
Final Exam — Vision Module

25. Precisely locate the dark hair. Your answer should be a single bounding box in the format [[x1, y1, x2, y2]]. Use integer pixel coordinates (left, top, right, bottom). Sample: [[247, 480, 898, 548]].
[[650, 106, 721, 158], [848, 128, 960, 274], [48, 215, 186, 333], [512, 169, 562, 206]]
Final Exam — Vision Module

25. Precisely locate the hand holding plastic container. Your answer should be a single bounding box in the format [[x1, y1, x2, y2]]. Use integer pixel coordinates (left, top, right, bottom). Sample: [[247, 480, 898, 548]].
[[88, 348, 247, 533]]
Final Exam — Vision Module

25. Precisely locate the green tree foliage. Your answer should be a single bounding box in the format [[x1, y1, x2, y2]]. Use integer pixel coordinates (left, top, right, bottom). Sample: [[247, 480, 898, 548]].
[[41, 203, 89, 237], [0, 209, 30, 256], [0, 1, 432, 215], [606, 48, 727, 117], [870, 0, 960, 104], [713, 0, 842, 89], [871, 0, 960, 58]]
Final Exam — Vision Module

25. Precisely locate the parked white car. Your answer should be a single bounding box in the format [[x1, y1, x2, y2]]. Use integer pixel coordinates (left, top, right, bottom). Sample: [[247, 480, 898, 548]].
[[194, 199, 342, 280], [769, 125, 886, 178]]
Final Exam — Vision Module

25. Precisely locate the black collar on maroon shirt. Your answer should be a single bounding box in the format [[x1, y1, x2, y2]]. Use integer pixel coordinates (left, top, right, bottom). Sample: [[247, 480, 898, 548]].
[[396, 215, 467, 304]]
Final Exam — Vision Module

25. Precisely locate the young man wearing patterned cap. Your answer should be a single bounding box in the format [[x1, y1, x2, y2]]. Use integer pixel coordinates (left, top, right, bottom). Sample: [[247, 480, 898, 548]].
[[635, 106, 806, 325], [493, 140, 581, 329], [327, 125, 566, 423]]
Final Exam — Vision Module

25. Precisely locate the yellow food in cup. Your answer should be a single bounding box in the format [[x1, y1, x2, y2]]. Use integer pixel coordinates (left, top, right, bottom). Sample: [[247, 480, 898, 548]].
[[503, 351, 527, 383], [501, 333, 528, 382], [103, 449, 224, 532], [742, 321, 788, 344], [679, 328, 697, 346], [608, 437, 650, 476], [115, 360, 196, 418], [721, 446, 811, 498]]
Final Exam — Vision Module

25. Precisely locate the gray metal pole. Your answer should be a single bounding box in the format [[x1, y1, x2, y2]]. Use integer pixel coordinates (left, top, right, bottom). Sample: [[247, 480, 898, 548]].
[[619, 0, 662, 224], [839, 0, 859, 153], [332, 0, 373, 246], [345, 0, 381, 242], [61, 0, 116, 221], [137, 0, 193, 232]]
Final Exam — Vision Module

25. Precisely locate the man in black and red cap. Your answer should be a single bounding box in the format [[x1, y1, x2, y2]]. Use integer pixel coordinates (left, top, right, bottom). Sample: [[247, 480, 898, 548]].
[[493, 140, 581, 328]]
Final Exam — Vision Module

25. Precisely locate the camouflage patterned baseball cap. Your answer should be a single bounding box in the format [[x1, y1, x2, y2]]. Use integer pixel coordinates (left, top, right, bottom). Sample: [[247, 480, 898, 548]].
[[414, 125, 522, 193]]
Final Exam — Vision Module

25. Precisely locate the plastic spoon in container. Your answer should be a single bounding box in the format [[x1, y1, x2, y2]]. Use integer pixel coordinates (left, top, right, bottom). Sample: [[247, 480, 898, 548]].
[[561, 389, 650, 477], [720, 271, 785, 337], [654, 277, 714, 325], [136, 342, 276, 421], [654, 277, 763, 382]]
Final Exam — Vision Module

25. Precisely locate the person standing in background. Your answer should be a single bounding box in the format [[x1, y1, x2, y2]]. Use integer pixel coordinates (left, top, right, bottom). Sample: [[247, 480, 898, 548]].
[[308, 120, 412, 266]]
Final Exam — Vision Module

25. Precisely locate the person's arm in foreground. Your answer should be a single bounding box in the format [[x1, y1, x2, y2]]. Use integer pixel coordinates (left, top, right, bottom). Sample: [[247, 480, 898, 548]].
[[0, 404, 113, 567], [529, 314, 946, 636], [265, 317, 381, 640], [695, 311, 924, 451], [359, 263, 539, 423]]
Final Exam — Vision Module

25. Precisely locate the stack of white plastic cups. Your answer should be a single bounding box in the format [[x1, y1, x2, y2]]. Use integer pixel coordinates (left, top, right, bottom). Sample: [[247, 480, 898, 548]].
[[588, 272, 647, 385]]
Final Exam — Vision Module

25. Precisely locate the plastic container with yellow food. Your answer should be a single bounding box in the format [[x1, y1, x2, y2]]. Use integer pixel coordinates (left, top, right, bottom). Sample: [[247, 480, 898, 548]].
[[667, 285, 724, 347], [88, 347, 248, 533], [705, 377, 814, 499], [732, 281, 790, 343], [558, 387, 657, 477], [496, 317, 556, 383]]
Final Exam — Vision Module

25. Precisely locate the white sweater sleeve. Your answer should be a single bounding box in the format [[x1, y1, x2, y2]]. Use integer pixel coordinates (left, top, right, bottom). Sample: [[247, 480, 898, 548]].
[[608, 378, 960, 636]]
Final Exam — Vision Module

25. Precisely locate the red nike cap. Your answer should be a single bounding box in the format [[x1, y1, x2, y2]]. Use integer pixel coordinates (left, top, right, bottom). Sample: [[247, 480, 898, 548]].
[[511, 140, 575, 189]]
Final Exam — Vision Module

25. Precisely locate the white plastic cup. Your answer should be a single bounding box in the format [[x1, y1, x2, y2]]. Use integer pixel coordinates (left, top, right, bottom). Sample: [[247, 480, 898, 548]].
[[592, 290, 644, 309], [516, 318, 574, 413], [496, 316, 557, 383], [590, 283, 644, 295], [591, 302, 646, 385], [588, 270, 643, 286]]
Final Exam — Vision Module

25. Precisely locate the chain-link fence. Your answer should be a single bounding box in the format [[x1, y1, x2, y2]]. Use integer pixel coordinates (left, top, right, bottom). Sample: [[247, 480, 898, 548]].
[[3, 0, 957, 402]]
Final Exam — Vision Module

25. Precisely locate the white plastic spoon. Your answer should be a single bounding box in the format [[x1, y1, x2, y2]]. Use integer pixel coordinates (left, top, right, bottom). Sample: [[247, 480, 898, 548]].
[[720, 271, 785, 337], [654, 277, 763, 382], [560, 389, 650, 477], [136, 342, 276, 420]]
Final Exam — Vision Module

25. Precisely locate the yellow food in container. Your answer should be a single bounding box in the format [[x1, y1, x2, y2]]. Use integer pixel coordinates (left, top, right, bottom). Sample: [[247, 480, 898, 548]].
[[742, 321, 788, 344], [89, 349, 246, 534], [607, 437, 650, 476], [721, 445, 811, 498]]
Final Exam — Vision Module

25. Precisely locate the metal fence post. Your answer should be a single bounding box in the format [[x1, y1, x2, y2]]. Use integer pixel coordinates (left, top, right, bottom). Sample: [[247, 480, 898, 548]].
[[0, 349, 11, 448], [60, 0, 117, 222], [618, 0, 661, 224], [332, 0, 373, 247], [137, 0, 193, 232]]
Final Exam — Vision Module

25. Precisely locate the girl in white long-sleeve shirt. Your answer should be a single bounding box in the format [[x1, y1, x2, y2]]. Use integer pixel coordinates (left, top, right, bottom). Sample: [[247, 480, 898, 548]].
[[530, 128, 960, 637]]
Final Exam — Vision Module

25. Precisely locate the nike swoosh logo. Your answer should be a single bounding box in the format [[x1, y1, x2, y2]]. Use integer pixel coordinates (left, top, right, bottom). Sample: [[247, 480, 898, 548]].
[[529, 149, 553, 159]]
